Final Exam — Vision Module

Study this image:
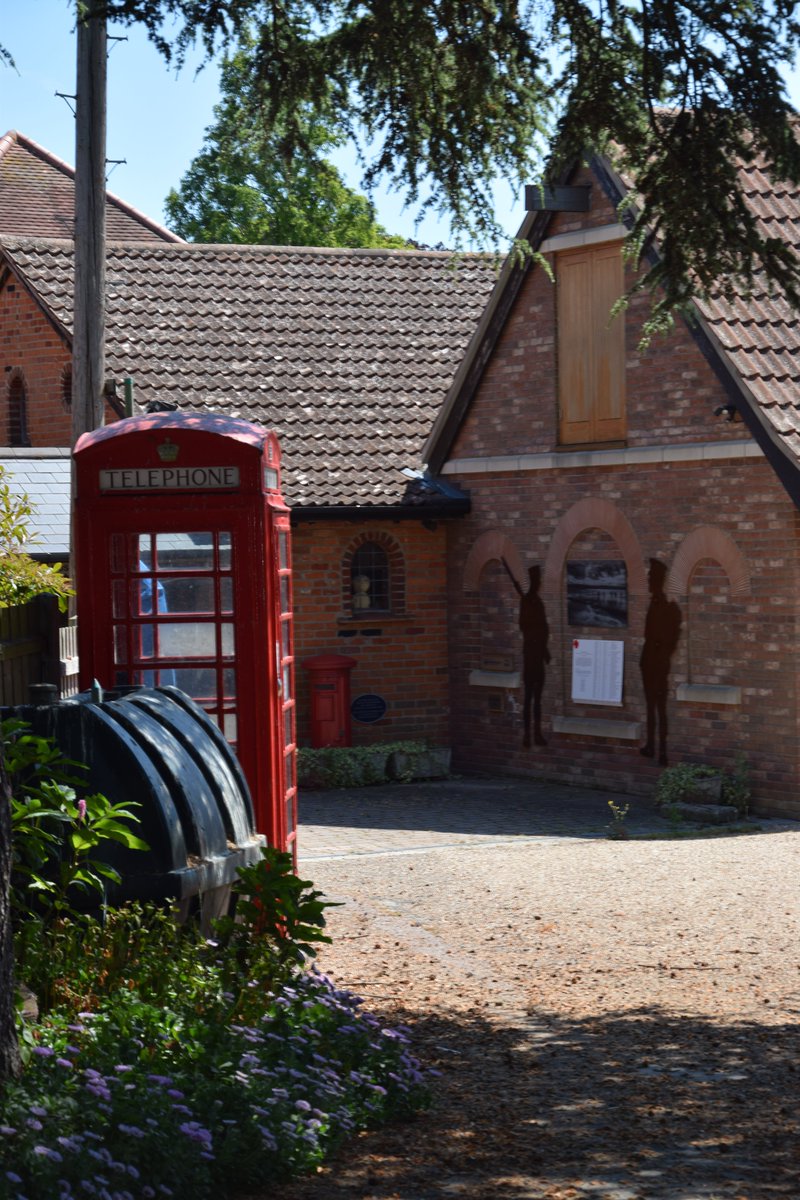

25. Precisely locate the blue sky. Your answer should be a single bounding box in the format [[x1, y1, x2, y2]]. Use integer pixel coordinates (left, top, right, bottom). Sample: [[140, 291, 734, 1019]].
[[2, 1, 523, 245], [5, 3, 800, 247]]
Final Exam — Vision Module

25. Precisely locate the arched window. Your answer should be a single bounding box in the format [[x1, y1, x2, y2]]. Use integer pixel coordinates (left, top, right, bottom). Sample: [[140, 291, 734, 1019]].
[[342, 533, 405, 617], [7, 373, 30, 447], [686, 559, 742, 688], [61, 365, 72, 412], [478, 557, 518, 672], [351, 541, 390, 613], [668, 526, 752, 692]]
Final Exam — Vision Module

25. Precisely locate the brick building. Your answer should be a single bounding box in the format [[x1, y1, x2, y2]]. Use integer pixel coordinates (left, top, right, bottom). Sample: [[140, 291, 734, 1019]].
[[0, 133, 496, 746], [0, 129, 180, 542], [425, 157, 800, 817], [5, 129, 800, 816]]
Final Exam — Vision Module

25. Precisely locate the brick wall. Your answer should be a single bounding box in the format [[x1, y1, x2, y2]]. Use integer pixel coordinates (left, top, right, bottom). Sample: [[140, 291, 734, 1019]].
[[1, 271, 120, 445], [446, 458, 800, 815], [1, 275, 72, 444], [443, 169, 800, 818], [291, 517, 451, 749], [453, 179, 750, 464]]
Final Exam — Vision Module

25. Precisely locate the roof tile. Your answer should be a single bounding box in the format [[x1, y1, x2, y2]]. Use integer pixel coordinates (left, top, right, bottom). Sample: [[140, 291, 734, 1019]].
[[0, 238, 496, 509], [0, 131, 181, 243], [696, 135, 800, 459]]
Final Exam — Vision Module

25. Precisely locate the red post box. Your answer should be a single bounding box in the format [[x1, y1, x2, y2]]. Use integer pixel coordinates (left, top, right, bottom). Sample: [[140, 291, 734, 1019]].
[[302, 653, 356, 748], [73, 412, 296, 854]]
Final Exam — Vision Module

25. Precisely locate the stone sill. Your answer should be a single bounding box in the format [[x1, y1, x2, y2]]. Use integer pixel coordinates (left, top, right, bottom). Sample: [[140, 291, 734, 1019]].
[[337, 613, 410, 626], [676, 684, 742, 706], [469, 669, 521, 689], [552, 716, 642, 741]]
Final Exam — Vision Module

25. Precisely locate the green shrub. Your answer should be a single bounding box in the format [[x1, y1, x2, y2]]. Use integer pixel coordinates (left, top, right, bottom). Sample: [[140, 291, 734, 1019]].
[[654, 762, 720, 809], [297, 740, 440, 788], [655, 758, 751, 818], [297, 743, 390, 788], [721, 752, 751, 817]]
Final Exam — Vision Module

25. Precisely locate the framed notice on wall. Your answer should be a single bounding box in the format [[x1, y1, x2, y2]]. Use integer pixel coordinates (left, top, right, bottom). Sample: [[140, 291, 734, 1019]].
[[571, 639, 624, 705], [566, 560, 628, 628]]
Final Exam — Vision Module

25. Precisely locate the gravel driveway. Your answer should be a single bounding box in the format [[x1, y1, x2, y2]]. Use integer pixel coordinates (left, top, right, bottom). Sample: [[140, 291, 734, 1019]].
[[268, 778, 800, 1200]]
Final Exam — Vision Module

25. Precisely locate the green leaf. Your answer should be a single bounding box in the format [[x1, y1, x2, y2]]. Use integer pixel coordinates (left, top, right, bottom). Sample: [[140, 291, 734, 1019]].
[[90, 863, 122, 883], [165, 25, 408, 249]]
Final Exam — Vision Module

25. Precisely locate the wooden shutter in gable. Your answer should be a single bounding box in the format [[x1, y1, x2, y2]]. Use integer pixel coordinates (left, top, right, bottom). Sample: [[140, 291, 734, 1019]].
[[557, 249, 594, 444], [557, 242, 625, 445]]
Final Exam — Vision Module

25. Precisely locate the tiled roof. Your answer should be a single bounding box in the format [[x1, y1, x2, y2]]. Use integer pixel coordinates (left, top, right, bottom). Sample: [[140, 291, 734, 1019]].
[[0, 238, 496, 508], [0, 131, 181, 243], [0, 449, 71, 556], [694, 153, 800, 462]]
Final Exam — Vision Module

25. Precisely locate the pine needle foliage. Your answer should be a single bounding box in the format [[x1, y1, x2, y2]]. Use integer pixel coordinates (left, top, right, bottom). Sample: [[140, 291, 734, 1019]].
[[71, 2, 800, 316]]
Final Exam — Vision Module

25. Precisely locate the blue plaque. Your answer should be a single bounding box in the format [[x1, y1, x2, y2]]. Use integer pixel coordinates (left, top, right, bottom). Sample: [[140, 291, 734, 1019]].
[[351, 693, 387, 724]]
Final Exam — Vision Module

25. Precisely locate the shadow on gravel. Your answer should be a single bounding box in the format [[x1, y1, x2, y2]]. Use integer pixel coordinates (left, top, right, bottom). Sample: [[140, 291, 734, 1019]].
[[275, 1005, 800, 1199]]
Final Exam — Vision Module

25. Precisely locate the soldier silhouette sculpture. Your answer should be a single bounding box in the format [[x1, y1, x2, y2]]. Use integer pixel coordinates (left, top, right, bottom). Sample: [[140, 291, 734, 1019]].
[[639, 559, 681, 766], [502, 560, 550, 748]]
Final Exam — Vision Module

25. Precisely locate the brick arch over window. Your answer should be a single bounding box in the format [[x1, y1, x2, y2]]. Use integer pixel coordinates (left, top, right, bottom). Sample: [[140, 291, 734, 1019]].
[[6, 369, 30, 447], [463, 530, 525, 592], [542, 498, 647, 596], [666, 526, 752, 597], [342, 532, 405, 616]]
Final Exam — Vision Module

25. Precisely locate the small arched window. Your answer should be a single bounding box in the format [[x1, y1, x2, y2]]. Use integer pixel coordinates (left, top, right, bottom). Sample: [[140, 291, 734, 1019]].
[[351, 541, 390, 613], [61, 365, 72, 412], [7, 373, 30, 447], [342, 534, 405, 618]]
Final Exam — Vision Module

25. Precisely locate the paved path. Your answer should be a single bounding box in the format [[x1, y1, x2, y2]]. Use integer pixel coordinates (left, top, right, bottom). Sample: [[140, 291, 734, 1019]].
[[296, 775, 794, 864]]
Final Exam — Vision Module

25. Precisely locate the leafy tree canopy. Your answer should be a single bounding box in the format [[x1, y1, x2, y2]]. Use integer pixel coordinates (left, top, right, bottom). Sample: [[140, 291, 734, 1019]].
[[164, 31, 407, 247], [64, 3, 800, 321]]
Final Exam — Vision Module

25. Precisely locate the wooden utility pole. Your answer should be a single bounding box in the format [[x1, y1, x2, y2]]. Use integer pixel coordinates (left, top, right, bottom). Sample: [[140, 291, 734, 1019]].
[[73, 1, 107, 445]]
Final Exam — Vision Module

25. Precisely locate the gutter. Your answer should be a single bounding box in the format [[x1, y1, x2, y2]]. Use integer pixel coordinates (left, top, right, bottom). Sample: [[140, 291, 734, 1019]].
[[291, 498, 470, 524]]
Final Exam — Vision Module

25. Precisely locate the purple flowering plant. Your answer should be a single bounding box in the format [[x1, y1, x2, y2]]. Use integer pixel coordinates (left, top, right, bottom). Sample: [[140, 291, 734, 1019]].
[[4, 852, 429, 1199], [2, 967, 427, 1199]]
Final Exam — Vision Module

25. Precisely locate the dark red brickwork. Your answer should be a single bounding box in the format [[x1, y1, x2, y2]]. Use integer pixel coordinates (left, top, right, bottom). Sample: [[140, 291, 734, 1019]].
[[453, 177, 750, 464], [444, 169, 800, 818], [446, 458, 800, 815], [1, 274, 129, 444], [1, 276, 72, 445], [292, 519, 450, 748]]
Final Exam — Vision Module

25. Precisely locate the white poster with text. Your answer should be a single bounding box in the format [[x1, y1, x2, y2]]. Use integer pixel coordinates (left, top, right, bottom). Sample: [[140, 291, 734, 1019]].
[[571, 639, 624, 705]]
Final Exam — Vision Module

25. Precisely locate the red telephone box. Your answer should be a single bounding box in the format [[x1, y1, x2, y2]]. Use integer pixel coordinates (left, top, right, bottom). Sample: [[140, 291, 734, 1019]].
[[73, 412, 296, 854]]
